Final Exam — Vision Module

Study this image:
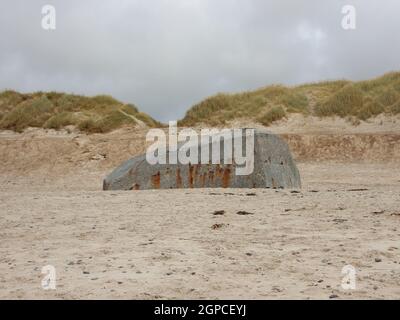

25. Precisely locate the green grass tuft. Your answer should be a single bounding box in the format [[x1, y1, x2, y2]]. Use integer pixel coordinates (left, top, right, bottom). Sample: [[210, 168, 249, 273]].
[[280, 92, 309, 114], [356, 98, 385, 120], [314, 84, 364, 117], [376, 88, 400, 107], [1, 96, 55, 132], [258, 106, 286, 126], [390, 101, 400, 114]]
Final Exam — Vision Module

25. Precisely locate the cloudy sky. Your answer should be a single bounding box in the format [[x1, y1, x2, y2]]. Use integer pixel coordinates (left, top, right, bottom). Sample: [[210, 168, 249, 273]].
[[0, 0, 399, 121]]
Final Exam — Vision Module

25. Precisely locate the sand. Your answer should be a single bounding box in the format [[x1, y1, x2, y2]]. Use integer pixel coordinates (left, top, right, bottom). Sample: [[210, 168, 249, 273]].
[[1, 122, 400, 299]]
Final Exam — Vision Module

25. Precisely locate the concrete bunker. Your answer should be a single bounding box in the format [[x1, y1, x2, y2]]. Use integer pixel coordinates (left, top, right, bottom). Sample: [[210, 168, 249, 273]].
[[103, 128, 301, 190]]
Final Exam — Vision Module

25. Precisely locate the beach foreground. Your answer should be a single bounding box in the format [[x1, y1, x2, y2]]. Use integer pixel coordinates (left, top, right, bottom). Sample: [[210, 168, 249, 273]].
[[1, 159, 399, 299]]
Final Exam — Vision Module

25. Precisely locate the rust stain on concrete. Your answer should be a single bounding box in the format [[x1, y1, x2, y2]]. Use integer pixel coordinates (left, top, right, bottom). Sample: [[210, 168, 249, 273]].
[[151, 171, 161, 189], [188, 164, 194, 188], [222, 166, 231, 188], [176, 168, 182, 188]]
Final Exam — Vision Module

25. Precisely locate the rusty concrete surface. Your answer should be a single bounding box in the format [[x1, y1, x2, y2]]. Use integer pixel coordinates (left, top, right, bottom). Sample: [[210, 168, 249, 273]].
[[103, 129, 301, 190]]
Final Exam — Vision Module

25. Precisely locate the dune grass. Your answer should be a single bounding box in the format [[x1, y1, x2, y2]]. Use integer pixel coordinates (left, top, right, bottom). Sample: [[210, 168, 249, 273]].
[[1, 72, 400, 133], [391, 101, 400, 114], [180, 71, 400, 126], [0, 91, 160, 133], [258, 106, 286, 126], [314, 84, 364, 117]]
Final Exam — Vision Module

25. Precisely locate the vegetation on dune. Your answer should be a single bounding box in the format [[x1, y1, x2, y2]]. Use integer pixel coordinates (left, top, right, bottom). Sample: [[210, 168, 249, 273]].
[[391, 101, 400, 114], [0, 91, 161, 133], [258, 106, 286, 126], [179, 71, 400, 127], [314, 84, 364, 117], [1, 72, 400, 133]]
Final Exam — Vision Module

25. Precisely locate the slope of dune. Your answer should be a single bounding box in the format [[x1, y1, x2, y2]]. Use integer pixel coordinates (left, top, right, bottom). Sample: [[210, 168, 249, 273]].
[[0, 91, 161, 133], [179, 72, 400, 127]]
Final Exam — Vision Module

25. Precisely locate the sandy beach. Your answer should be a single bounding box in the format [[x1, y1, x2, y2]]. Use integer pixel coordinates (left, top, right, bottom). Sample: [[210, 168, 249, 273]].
[[1, 0, 400, 302], [1, 127, 399, 299]]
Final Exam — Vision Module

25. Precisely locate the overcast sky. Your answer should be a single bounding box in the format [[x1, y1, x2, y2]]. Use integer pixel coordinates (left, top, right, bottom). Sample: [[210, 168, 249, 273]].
[[0, 0, 399, 121]]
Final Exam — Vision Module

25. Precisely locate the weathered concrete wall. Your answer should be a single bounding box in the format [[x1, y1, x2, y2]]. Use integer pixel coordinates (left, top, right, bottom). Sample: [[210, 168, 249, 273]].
[[103, 129, 301, 190]]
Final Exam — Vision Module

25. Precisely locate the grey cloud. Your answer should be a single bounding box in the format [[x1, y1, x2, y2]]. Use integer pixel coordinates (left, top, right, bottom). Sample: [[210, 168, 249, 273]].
[[0, 0, 399, 121]]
